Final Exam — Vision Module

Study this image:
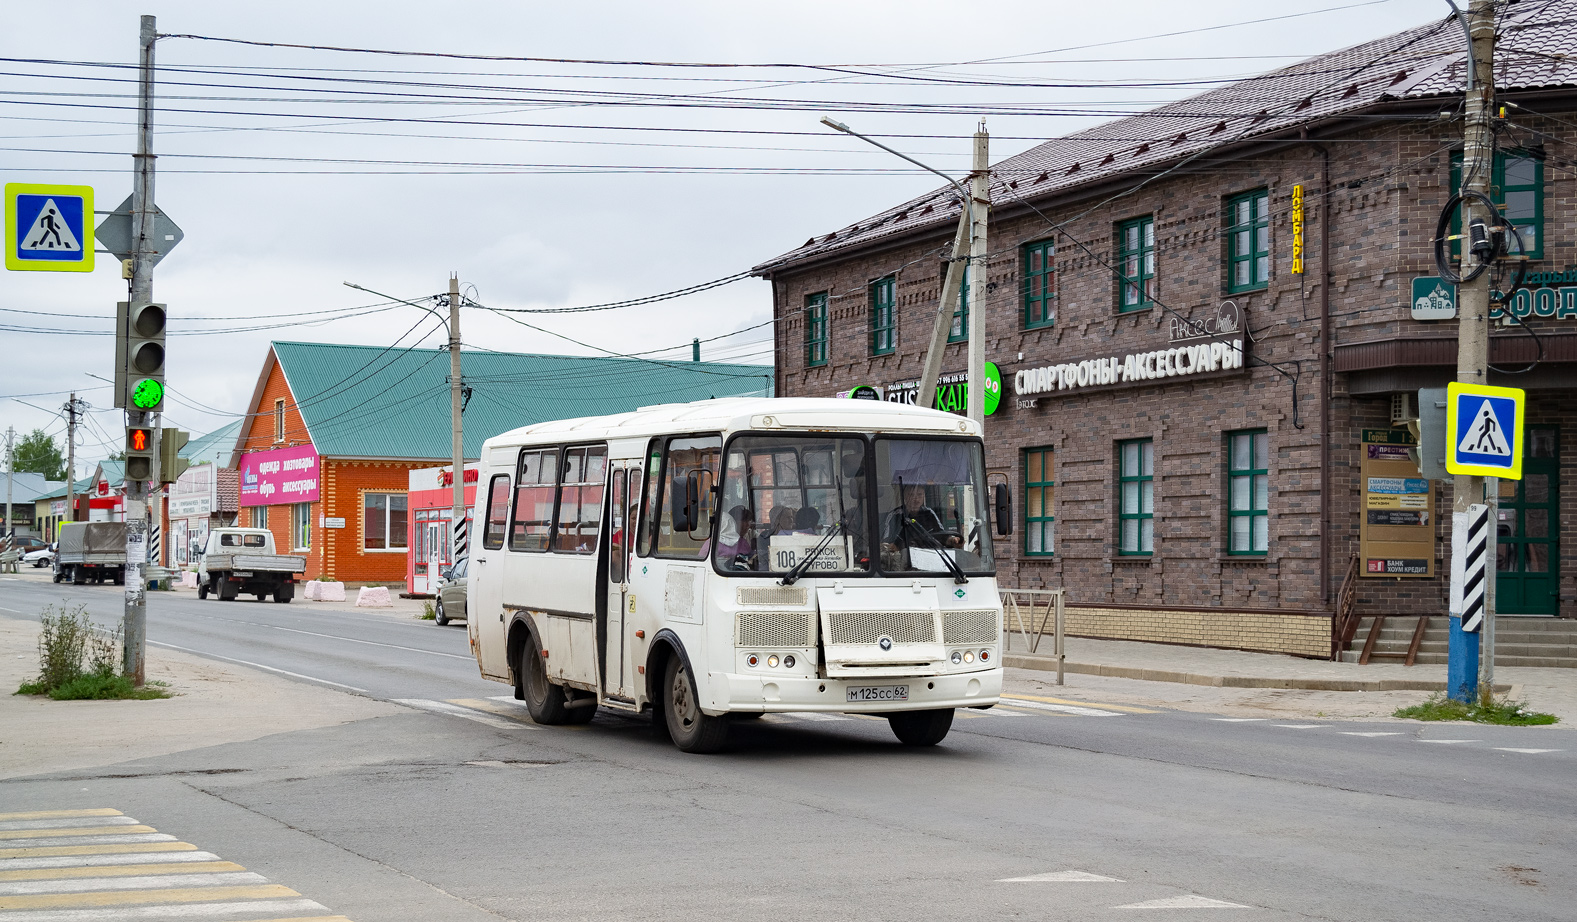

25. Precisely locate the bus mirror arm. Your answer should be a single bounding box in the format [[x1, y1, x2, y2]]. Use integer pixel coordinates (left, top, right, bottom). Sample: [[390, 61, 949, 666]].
[[994, 483, 1013, 537], [678, 471, 702, 535]]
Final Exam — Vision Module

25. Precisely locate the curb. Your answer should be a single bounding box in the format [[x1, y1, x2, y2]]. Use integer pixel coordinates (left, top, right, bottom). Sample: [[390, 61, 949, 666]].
[[1004, 653, 1512, 694]]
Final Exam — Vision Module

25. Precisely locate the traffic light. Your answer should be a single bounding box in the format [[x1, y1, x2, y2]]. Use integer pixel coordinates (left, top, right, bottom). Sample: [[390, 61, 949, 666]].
[[158, 428, 189, 485], [124, 301, 166, 412], [1406, 387, 1449, 480], [126, 426, 155, 482]]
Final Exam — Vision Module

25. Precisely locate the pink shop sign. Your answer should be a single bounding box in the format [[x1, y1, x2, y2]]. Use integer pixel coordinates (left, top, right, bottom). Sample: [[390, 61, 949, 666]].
[[239, 444, 320, 507]]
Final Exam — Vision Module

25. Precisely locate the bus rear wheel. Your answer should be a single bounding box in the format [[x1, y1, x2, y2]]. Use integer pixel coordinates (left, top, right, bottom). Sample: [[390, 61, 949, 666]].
[[888, 709, 954, 746], [519, 640, 572, 725], [663, 656, 729, 753]]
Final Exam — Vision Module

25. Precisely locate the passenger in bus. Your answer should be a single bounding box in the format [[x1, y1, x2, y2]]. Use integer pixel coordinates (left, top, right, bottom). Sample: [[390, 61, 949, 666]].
[[883, 484, 961, 551], [769, 505, 798, 536], [715, 506, 758, 568], [792, 506, 821, 535]]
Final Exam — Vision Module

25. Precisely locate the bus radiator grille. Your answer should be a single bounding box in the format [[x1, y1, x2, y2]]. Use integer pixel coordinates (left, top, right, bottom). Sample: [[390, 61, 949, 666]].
[[826, 611, 937, 646], [942, 609, 1001, 645], [736, 611, 815, 648], [737, 586, 809, 607]]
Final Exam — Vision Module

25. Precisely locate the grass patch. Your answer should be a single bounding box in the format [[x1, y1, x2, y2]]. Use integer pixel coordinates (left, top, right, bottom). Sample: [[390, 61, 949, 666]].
[[14, 603, 170, 701], [419, 600, 436, 620], [1394, 692, 1558, 726]]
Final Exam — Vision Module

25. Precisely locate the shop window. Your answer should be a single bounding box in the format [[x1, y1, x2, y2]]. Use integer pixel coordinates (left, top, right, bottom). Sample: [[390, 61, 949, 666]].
[[509, 448, 558, 552], [292, 502, 311, 551], [482, 474, 510, 550], [948, 265, 968, 343], [1118, 439, 1154, 555], [1023, 239, 1056, 328], [1226, 189, 1270, 293], [274, 399, 285, 442], [1117, 216, 1155, 312], [805, 292, 829, 367], [363, 493, 408, 551], [1450, 150, 1545, 259], [1227, 430, 1268, 555], [869, 276, 896, 356], [1023, 447, 1055, 556], [552, 445, 608, 554]]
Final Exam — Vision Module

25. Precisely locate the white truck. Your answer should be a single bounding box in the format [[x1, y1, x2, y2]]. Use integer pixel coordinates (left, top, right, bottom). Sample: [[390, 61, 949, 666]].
[[196, 528, 306, 603]]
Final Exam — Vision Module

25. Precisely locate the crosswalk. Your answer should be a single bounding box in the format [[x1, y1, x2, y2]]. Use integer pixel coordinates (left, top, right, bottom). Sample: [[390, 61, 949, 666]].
[[0, 809, 351, 922], [392, 692, 1153, 731], [1209, 718, 1566, 754]]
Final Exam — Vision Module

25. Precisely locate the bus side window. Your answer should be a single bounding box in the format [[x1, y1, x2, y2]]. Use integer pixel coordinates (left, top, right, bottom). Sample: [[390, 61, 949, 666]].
[[552, 445, 607, 554], [655, 436, 722, 558], [509, 449, 558, 552], [482, 474, 510, 551], [639, 440, 663, 557]]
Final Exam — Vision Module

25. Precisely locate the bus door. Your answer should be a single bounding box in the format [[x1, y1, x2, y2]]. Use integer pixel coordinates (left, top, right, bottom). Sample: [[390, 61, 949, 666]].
[[603, 463, 637, 698]]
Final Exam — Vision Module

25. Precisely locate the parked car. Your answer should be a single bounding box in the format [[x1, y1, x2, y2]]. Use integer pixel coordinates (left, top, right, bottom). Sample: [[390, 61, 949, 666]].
[[435, 556, 467, 625], [23, 543, 56, 568], [6, 535, 48, 553]]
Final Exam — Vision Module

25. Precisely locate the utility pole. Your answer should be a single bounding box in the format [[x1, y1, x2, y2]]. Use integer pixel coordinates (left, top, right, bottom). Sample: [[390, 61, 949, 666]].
[[1447, 0, 1497, 703], [64, 393, 78, 522], [4, 427, 13, 547], [966, 124, 989, 428], [124, 14, 158, 685], [448, 274, 467, 565]]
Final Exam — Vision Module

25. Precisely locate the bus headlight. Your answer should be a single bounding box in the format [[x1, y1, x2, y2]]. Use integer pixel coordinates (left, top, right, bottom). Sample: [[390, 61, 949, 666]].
[[963, 651, 975, 664], [767, 655, 780, 668], [950, 651, 963, 665], [783, 655, 795, 669]]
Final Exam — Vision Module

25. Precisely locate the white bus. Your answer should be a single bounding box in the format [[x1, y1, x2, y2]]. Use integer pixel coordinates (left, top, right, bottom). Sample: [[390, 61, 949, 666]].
[[466, 397, 1007, 752]]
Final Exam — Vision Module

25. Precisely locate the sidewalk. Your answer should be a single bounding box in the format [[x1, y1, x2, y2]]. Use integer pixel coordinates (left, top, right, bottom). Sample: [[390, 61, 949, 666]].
[[1006, 635, 1576, 726]]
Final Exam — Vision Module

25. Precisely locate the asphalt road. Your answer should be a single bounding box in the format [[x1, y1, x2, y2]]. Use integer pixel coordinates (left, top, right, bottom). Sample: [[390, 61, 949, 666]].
[[2, 576, 1572, 922]]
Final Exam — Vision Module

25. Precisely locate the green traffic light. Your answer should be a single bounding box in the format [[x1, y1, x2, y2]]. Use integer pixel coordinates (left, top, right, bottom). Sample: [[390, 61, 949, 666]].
[[131, 378, 164, 409]]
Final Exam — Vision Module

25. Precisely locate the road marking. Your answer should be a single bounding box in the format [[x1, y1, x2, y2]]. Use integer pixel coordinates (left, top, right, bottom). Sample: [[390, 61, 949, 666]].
[[393, 698, 534, 731], [0, 811, 122, 824], [998, 870, 1122, 882], [0, 861, 243, 882], [1494, 748, 1564, 754], [147, 642, 367, 693], [0, 883, 300, 910], [0, 818, 143, 833], [1000, 699, 1122, 717], [187, 615, 471, 660], [1116, 895, 1251, 909], [0, 871, 268, 896], [0, 827, 157, 842], [1418, 739, 1480, 745], [0, 842, 196, 861], [0, 835, 177, 850], [0, 898, 333, 921], [446, 698, 538, 723], [1003, 693, 1156, 714], [1273, 724, 1329, 729], [1211, 718, 1265, 722], [0, 852, 220, 873], [1341, 732, 1404, 737]]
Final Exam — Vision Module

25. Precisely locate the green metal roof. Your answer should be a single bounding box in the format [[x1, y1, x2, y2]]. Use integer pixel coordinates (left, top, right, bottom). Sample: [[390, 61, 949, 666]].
[[97, 459, 125, 485], [182, 420, 243, 466], [269, 341, 773, 461]]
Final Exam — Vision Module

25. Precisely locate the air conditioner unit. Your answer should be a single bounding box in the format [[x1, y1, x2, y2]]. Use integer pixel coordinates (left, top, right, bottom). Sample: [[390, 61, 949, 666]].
[[1390, 392, 1417, 425]]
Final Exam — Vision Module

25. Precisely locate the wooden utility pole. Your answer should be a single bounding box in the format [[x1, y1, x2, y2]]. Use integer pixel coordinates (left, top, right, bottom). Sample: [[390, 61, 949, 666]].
[[448, 274, 467, 564], [64, 393, 78, 522]]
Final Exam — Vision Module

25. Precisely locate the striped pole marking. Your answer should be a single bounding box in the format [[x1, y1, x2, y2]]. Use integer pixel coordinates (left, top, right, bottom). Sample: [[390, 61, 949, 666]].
[[147, 521, 161, 569], [1450, 503, 1491, 632], [453, 515, 468, 559], [0, 808, 352, 922]]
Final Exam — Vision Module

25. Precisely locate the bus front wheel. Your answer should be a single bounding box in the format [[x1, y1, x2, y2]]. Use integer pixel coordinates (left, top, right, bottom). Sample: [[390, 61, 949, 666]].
[[888, 709, 954, 746], [663, 656, 729, 753], [519, 640, 572, 725]]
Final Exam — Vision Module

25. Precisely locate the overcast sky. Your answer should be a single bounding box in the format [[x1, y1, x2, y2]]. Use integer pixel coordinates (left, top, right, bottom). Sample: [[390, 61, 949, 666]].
[[1, 0, 1449, 478]]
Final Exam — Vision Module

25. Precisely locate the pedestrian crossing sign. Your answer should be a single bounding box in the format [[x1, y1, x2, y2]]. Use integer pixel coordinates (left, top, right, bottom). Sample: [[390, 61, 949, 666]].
[[5, 182, 94, 272], [1445, 382, 1523, 480]]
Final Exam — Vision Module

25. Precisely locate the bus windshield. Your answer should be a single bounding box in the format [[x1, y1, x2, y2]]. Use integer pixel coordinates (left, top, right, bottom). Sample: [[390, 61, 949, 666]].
[[715, 435, 872, 575], [875, 437, 994, 575]]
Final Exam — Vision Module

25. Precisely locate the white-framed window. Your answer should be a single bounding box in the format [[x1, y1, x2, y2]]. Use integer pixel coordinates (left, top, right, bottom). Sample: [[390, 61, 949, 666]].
[[293, 502, 312, 551], [363, 492, 408, 551], [253, 506, 268, 529]]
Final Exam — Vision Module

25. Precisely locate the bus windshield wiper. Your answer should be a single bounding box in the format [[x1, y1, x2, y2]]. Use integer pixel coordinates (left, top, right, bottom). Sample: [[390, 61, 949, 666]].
[[781, 523, 843, 586], [907, 524, 969, 584]]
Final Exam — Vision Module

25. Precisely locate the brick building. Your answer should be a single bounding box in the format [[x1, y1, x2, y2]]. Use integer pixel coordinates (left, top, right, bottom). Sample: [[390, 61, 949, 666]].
[[233, 341, 772, 588], [755, 2, 1577, 656]]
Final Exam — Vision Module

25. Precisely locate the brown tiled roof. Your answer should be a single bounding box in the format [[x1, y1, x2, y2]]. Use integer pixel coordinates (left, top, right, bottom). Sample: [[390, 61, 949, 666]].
[[754, 0, 1577, 276]]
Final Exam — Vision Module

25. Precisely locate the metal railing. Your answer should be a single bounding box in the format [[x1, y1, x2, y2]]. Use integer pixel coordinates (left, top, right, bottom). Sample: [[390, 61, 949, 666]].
[[1000, 588, 1066, 685]]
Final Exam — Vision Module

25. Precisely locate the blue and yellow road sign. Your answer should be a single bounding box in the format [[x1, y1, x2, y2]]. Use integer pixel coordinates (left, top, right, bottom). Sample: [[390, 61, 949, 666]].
[[1445, 381, 1524, 480], [5, 183, 94, 272]]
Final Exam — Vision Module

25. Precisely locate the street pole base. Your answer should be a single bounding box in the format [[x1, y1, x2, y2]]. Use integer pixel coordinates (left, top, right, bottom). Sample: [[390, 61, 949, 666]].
[[1447, 615, 1480, 702]]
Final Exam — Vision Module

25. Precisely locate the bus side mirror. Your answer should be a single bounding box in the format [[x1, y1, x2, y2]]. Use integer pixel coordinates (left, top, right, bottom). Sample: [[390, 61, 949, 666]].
[[683, 472, 702, 535], [994, 483, 1013, 536]]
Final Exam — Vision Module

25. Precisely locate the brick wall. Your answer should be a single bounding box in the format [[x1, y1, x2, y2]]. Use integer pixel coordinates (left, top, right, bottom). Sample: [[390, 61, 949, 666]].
[[321, 459, 428, 587]]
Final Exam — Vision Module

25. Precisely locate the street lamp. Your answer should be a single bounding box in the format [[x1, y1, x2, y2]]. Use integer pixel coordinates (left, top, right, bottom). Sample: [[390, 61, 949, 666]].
[[819, 116, 986, 427]]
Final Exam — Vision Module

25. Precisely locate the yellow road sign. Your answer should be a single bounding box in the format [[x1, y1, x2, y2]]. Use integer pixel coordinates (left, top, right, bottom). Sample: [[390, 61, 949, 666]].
[[1445, 382, 1524, 479], [5, 183, 94, 272]]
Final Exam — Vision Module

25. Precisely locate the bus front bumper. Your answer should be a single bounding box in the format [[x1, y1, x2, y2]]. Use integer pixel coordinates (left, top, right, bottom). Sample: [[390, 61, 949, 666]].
[[708, 668, 1002, 715]]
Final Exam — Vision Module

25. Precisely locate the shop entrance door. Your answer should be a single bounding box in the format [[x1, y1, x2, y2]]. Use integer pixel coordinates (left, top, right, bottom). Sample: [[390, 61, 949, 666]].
[[1496, 426, 1559, 615], [422, 522, 446, 594]]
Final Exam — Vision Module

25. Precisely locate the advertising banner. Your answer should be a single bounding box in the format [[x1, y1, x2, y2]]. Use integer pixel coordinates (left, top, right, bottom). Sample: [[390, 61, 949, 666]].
[[239, 444, 320, 507]]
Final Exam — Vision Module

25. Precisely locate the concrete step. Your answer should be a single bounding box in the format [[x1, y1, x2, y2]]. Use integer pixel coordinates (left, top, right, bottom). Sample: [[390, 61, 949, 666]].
[[1348, 616, 1577, 668]]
